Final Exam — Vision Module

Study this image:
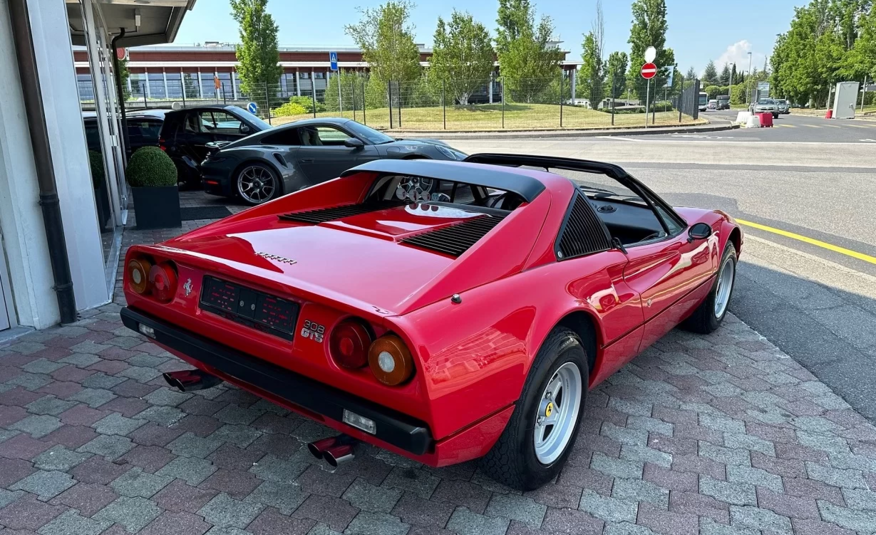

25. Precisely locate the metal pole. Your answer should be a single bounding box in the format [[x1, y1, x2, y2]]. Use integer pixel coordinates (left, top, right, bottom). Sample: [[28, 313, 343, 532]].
[[645, 78, 650, 127], [311, 78, 317, 119], [559, 70, 564, 127], [501, 77, 505, 128], [442, 79, 446, 130], [8, 0, 77, 323], [223, 82, 227, 105], [352, 77, 357, 121], [265, 82, 272, 125], [679, 77, 683, 123], [388, 81, 393, 129], [397, 81, 402, 129], [111, 29, 131, 163], [143, 83, 147, 109], [652, 79, 657, 125], [861, 75, 867, 112], [362, 79, 367, 125], [611, 70, 615, 126], [181, 75, 186, 108], [338, 71, 343, 115]]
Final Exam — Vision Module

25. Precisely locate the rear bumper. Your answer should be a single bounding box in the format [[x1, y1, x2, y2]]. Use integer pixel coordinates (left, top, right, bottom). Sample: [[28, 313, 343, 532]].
[[120, 307, 433, 456]]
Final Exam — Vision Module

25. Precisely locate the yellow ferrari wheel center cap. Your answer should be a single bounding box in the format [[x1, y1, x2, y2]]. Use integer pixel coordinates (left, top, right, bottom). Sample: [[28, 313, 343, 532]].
[[545, 402, 554, 417]]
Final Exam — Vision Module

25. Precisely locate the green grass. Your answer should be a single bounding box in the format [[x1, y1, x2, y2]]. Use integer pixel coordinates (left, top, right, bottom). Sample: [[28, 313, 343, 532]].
[[271, 102, 703, 131]]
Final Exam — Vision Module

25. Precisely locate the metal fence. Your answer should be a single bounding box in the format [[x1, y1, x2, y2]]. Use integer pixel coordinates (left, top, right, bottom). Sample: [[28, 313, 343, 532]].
[[80, 75, 700, 131], [676, 78, 702, 121]]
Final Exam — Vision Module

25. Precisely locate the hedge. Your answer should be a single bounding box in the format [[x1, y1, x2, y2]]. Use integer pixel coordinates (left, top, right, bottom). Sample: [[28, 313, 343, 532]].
[[127, 146, 177, 188]]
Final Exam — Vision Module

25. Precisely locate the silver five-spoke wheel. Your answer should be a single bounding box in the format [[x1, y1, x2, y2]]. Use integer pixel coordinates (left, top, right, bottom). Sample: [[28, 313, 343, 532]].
[[714, 256, 735, 318], [237, 165, 277, 205], [534, 362, 582, 465]]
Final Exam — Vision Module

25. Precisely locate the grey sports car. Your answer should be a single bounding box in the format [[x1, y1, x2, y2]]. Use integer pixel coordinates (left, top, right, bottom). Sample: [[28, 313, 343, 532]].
[[200, 117, 467, 205]]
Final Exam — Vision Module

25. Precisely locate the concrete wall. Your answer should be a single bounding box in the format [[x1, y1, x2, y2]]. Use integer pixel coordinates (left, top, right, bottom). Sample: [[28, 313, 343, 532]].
[[29, 0, 109, 311], [0, 0, 59, 329]]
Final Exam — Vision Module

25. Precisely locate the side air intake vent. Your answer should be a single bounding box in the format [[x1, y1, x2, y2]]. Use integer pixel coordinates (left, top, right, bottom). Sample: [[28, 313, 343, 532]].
[[401, 214, 507, 257], [557, 192, 612, 260], [279, 202, 400, 224]]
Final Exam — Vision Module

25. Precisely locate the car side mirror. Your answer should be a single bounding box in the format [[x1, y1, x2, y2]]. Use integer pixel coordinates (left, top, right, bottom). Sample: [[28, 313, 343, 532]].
[[240, 124, 251, 135], [688, 222, 712, 242], [344, 137, 364, 149]]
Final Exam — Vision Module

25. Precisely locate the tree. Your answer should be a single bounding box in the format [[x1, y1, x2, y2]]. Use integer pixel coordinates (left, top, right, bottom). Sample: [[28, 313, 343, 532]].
[[607, 51, 629, 99], [230, 0, 282, 96], [495, 0, 563, 102], [627, 0, 675, 104], [580, 0, 606, 108], [429, 11, 495, 105], [117, 58, 131, 101], [720, 63, 731, 85], [345, 0, 421, 85], [703, 60, 719, 85], [685, 66, 697, 81], [730, 63, 738, 85]]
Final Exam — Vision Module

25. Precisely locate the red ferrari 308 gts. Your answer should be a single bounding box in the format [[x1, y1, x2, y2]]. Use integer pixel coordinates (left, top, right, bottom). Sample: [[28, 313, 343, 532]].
[[121, 154, 742, 490]]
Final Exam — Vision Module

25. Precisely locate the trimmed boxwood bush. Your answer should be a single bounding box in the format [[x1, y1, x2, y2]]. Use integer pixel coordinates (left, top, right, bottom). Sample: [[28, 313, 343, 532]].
[[127, 146, 177, 188], [89, 150, 105, 189]]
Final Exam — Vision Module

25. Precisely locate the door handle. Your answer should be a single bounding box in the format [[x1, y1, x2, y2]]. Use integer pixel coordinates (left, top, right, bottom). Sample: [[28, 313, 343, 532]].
[[300, 159, 314, 163]]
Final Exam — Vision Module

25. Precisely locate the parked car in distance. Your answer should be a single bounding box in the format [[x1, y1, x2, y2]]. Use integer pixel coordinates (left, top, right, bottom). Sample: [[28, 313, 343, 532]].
[[775, 99, 790, 114], [121, 153, 742, 490], [200, 117, 468, 205], [716, 95, 730, 110], [84, 109, 166, 154], [749, 99, 779, 119], [159, 105, 271, 188], [707, 100, 718, 111]]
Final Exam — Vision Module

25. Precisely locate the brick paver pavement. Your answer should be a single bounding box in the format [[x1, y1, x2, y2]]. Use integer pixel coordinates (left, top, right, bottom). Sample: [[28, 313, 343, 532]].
[[1, 217, 875, 535]]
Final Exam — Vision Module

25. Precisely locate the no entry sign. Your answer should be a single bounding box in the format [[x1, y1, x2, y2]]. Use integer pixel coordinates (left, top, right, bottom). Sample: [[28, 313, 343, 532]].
[[641, 63, 657, 79]]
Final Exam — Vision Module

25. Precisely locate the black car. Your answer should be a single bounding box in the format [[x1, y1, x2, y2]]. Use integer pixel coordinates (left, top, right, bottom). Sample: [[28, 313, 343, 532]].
[[84, 109, 166, 154], [200, 118, 467, 205], [159, 105, 271, 187]]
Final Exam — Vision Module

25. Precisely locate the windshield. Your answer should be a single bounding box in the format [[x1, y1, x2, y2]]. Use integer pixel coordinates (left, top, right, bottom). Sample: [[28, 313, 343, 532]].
[[698, 93, 708, 105], [758, 99, 773, 105], [345, 121, 394, 145], [227, 106, 271, 131]]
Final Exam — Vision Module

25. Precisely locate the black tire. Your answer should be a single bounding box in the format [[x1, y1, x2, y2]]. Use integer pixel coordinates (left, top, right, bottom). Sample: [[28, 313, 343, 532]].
[[480, 327, 589, 490], [235, 162, 281, 206], [682, 242, 737, 334]]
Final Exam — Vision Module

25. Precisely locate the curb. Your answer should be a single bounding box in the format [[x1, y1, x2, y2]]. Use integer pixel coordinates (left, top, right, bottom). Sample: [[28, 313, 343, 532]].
[[389, 121, 739, 140]]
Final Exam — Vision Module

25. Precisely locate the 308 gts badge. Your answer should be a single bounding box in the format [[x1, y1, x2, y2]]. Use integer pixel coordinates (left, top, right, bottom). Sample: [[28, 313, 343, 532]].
[[301, 320, 325, 342]]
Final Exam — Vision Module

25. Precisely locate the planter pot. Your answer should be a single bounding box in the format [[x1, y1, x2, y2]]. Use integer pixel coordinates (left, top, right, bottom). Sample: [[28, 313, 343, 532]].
[[132, 185, 181, 230], [93, 185, 111, 230]]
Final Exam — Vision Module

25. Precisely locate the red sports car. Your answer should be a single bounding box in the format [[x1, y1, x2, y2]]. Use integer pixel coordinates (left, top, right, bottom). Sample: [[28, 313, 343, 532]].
[[121, 154, 742, 490]]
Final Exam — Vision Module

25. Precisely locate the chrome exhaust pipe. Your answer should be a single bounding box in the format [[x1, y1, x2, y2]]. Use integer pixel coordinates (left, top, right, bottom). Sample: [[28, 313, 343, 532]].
[[323, 443, 355, 467], [307, 437, 338, 459], [162, 369, 222, 392]]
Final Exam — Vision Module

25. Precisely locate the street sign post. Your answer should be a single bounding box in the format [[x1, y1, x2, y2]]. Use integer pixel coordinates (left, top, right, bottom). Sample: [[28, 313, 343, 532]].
[[329, 51, 338, 71], [330, 52, 341, 113], [641, 63, 657, 127]]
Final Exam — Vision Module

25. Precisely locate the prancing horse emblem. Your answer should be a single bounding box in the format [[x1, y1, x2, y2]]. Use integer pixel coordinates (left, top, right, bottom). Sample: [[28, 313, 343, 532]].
[[183, 278, 193, 297]]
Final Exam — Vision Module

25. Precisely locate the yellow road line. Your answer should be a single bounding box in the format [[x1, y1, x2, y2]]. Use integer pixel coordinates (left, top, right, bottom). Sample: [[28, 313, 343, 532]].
[[737, 219, 876, 265], [777, 124, 795, 128], [802, 124, 821, 128], [847, 124, 873, 128]]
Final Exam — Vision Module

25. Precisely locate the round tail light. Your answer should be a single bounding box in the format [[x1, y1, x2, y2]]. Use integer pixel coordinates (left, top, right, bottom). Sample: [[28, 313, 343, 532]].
[[148, 262, 178, 303], [330, 320, 372, 369], [368, 334, 414, 386], [127, 258, 153, 294]]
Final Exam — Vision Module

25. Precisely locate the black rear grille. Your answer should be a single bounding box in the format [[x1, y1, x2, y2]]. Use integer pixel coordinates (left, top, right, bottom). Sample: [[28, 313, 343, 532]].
[[401, 214, 507, 257], [279, 202, 400, 224], [557, 193, 612, 260]]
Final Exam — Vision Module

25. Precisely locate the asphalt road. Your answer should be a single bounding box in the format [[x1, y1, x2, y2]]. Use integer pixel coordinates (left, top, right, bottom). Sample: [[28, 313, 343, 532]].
[[448, 131, 876, 422]]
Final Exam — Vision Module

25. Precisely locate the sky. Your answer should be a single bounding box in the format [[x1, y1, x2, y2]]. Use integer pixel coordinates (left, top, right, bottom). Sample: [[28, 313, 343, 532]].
[[174, 0, 807, 75]]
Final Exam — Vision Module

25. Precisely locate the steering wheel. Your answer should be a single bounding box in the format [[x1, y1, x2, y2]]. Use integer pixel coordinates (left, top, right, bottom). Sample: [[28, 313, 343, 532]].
[[487, 193, 508, 209]]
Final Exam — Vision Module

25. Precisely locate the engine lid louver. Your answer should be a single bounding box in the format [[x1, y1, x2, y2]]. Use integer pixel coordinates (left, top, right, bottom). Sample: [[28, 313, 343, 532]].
[[279, 201, 401, 224], [400, 214, 507, 257], [557, 192, 612, 260]]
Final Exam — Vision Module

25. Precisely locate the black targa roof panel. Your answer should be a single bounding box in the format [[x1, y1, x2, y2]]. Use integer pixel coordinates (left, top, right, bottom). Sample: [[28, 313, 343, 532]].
[[340, 159, 547, 203]]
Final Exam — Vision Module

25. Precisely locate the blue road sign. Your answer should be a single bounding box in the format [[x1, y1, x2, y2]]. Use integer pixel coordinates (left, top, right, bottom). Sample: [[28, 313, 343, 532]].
[[247, 102, 258, 114], [330, 51, 338, 71]]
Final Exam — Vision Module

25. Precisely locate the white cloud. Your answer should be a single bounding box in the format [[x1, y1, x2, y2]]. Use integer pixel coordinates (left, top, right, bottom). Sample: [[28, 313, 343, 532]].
[[711, 40, 766, 75]]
